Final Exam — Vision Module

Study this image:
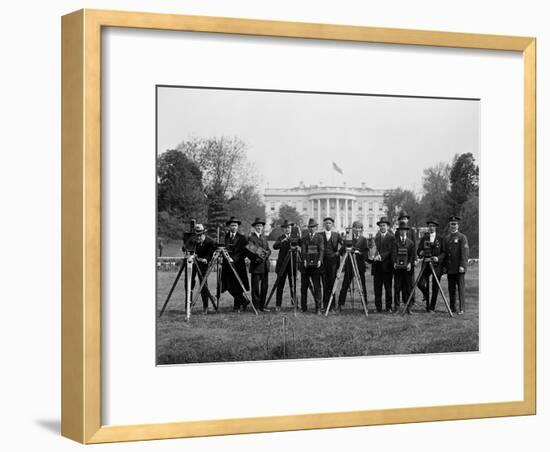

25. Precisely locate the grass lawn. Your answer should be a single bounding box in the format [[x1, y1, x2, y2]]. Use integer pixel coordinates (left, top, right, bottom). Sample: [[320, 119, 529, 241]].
[[156, 261, 479, 364]]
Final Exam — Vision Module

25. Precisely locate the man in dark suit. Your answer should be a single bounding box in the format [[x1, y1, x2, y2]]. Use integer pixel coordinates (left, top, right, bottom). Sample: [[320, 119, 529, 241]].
[[221, 216, 249, 311], [443, 216, 469, 314], [337, 220, 368, 310], [189, 224, 216, 314], [321, 217, 342, 310], [392, 221, 416, 314], [272, 220, 300, 310], [300, 218, 325, 313], [247, 217, 272, 312], [369, 217, 395, 312], [417, 219, 446, 312], [397, 211, 418, 306]]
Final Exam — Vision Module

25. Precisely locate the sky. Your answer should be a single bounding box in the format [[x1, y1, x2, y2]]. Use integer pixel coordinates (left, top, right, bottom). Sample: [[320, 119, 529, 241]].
[[157, 86, 480, 193]]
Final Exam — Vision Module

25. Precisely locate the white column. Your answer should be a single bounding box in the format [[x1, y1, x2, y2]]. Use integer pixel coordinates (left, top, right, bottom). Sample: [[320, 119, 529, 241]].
[[317, 199, 321, 225], [326, 198, 330, 219], [310, 199, 314, 218], [351, 199, 356, 224], [344, 199, 349, 228], [335, 199, 340, 230]]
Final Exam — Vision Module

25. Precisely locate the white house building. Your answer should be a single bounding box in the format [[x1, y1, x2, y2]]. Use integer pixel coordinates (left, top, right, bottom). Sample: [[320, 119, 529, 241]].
[[264, 181, 388, 234]]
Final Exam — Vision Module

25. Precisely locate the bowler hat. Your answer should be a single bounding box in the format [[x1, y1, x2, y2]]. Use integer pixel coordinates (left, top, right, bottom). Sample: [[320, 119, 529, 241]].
[[225, 216, 241, 226], [398, 211, 410, 220], [448, 215, 461, 222], [376, 216, 391, 226], [397, 220, 410, 230], [352, 220, 364, 229], [426, 219, 439, 227], [323, 217, 335, 223], [251, 217, 266, 226], [307, 218, 318, 227]]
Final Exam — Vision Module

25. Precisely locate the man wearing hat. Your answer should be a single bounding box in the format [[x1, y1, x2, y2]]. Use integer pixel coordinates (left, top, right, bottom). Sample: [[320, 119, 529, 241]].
[[369, 216, 395, 312], [272, 220, 301, 310], [188, 224, 216, 314], [300, 218, 325, 313], [417, 219, 446, 312], [247, 218, 272, 312], [321, 217, 343, 310], [222, 216, 250, 311], [443, 216, 469, 314], [392, 221, 416, 313], [337, 220, 368, 310], [397, 211, 418, 306]]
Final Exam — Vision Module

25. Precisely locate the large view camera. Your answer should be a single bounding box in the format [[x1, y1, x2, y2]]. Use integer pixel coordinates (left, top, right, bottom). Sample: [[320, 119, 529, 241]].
[[182, 219, 199, 253], [343, 227, 354, 248], [422, 231, 433, 259]]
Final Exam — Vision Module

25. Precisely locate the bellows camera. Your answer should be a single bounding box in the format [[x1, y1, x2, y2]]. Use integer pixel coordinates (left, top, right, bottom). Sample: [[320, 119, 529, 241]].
[[306, 244, 319, 267], [343, 228, 354, 248], [422, 232, 433, 259], [182, 219, 198, 253], [395, 246, 409, 270]]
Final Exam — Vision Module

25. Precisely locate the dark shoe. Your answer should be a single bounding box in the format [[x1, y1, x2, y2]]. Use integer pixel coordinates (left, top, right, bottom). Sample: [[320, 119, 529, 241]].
[[203, 308, 209, 315], [240, 305, 247, 312]]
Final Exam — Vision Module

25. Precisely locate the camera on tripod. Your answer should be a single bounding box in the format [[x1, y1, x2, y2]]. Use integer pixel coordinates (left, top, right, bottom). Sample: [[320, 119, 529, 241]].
[[343, 227, 354, 248], [422, 232, 433, 259], [181, 219, 199, 253], [289, 225, 301, 247]]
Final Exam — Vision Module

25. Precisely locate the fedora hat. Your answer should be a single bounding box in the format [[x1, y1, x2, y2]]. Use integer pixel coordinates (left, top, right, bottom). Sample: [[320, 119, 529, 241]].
[[376, 216, 391, 226], [307, 218, 318, 227], [397, 220, 410, 230], [280, 220, 292, 228], [225, 216, 241, 226], [194, 223, 205, 233], [426, 218, 439, 227], [251, 217, 266, 226], [398, 211, 410, 220]]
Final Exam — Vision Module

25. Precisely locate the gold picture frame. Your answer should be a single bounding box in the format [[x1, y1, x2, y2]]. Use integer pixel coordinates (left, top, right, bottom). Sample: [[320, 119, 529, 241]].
[[61, 9, 536, 444]]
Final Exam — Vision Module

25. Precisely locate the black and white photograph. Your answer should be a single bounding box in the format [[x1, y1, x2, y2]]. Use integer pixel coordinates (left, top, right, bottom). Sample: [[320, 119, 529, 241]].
[[156, 85, 480, 365]]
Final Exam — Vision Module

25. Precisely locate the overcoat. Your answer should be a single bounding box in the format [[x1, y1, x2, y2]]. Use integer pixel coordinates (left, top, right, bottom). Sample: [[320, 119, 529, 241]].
[[443, 232, 469, 274], [247, 232, 271, 274], [221, 231, 249, 292], [369, 231, 395, 275]]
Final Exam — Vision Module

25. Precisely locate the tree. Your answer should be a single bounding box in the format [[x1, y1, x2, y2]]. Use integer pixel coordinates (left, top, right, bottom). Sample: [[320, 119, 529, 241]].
[[383, 188, 423, 226], [459, 194, 479, 258], [175, 136, 262, 228], [273, 204, 303, 228], [226, 185, 266, 229], [420, 162, 452, 227], [448, 153, 479, 209], [157, 150, 207, 238]]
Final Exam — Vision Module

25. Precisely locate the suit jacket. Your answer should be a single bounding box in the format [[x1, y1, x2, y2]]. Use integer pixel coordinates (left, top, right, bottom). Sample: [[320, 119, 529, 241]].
[[392, 235, 416, 271], [321, 230, 342, 263], [194, 236, 216, 271], [247, 232, 271, 274], [443, 232, 469, 274], [370, 231, 395, 274], [221, 231, 249, 292], [300, 231, 325, 274], [340, 234, 369, 273], [417, 232, 445, 268], [273, 232, 301, 273]]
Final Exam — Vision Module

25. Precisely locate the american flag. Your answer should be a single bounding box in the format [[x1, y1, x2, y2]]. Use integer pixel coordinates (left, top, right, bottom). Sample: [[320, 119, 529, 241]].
[[332, 162, 343, 175]]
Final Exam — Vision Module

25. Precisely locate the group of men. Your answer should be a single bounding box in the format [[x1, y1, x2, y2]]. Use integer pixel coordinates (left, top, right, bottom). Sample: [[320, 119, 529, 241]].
[[186, 212, 470, 316]]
